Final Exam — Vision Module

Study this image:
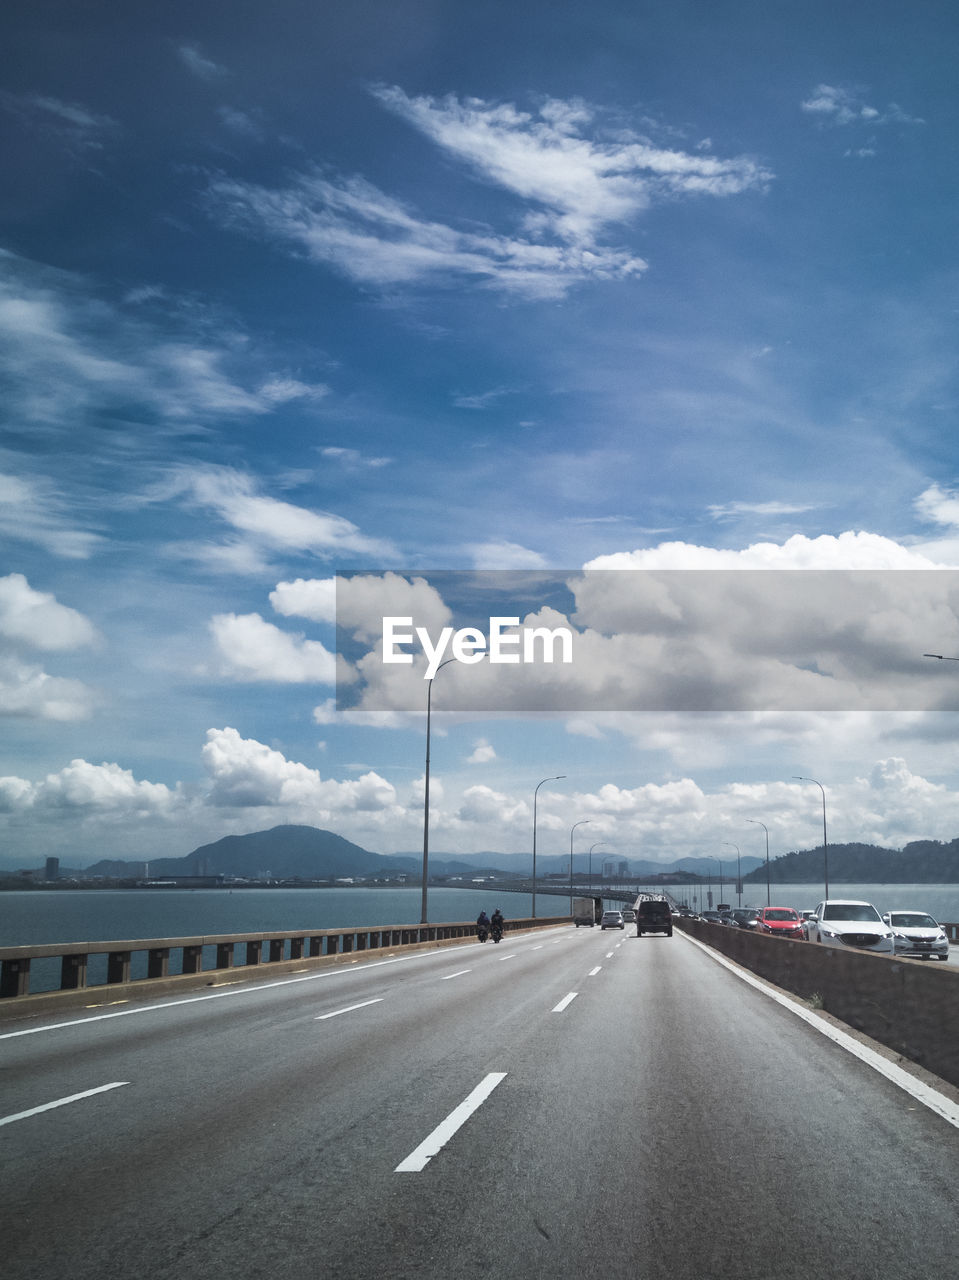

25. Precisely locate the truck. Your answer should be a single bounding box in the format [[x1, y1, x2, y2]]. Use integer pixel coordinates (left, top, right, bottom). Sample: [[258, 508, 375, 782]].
[[572, 896, 601, 927]]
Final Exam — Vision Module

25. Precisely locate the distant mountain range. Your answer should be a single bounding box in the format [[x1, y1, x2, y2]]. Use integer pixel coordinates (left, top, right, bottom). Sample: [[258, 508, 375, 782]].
[[18, 826, 959, 884]]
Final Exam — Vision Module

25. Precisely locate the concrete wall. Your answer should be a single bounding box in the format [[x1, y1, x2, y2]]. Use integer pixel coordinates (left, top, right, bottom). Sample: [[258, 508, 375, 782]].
[[678, 918, 959, 1088]]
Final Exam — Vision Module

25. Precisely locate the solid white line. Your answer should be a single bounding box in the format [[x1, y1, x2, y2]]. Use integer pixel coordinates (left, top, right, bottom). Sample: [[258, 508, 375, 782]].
[[395, 1072, 508, 1172], [552, 992, 578, 1012], [315, 998, 383, 1020], [440, 970, 471, 981], [0, 1081, 129, 1128], [588, 966, 602, 976], [681, 932, 959, 1131], [606, 952, 615, 958], [496, 953, 517, 961]]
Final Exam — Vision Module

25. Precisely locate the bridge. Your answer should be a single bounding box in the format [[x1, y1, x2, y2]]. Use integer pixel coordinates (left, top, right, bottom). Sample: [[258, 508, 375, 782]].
[[3, 915, 957, 1279]]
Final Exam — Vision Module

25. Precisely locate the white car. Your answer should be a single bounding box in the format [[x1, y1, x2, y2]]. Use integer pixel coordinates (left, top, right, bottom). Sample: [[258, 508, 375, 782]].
[[600, 910, 624, 930], [881, 911, 950, 960], [806, 900, 895, 954]]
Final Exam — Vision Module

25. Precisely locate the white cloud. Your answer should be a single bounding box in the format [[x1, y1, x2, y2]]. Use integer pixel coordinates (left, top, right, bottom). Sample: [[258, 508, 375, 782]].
[[178, 44, 228, 81], [373, 87, 773, 245], [0, 758, 177, 813], [201, 726, 396, 812], [209, 612, 336, 683], [0, 656, 96, 721], [157, 465, 394, 564], [801, 84, 924, 128], [467, 739, 497, 764], [0, 473, 104, 559], [208, 171, 646, 300], [270, 577, 337, 623], [467, 541, 548, 569], [0, 574, 98, 651]]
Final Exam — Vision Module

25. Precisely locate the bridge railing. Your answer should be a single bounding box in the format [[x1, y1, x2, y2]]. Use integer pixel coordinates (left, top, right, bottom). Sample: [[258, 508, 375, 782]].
[[0, 916, 568, 1002]]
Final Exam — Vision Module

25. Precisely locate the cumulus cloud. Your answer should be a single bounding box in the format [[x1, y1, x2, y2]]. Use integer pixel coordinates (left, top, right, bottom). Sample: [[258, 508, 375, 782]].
[[202, 726, 396, 812], [0, 574, 98, 650], [334, 537, 959, 715], [178, 44, 228, 81], [0, 656, 97, 721], [209, 612, 336, 683], [270, 577, 337, 623], [467, 739, 497, 764], [0, 758, 178, 813]]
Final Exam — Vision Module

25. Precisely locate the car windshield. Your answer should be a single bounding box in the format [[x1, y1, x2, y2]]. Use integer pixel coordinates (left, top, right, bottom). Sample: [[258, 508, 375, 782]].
[[822, 903, 882, 922], [765, 909, 798, 921], [889, 913, 937, 928]]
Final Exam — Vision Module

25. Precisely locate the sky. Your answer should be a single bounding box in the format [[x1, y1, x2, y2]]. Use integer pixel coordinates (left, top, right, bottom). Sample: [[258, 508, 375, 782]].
[[2, 0, 959, 874]]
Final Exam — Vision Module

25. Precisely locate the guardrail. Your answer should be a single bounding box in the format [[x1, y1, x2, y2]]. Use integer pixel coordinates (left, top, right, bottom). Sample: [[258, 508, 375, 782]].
[[0, 916, 567, 1002]]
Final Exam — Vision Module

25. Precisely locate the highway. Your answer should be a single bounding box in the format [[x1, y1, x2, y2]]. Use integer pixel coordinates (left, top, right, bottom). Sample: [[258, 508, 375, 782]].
[[3, 924, 958, 1280]]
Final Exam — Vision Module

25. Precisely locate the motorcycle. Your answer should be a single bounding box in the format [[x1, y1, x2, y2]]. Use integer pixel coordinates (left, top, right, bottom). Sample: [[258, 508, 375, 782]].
[[477, 924, 489, 942], [490, 923, 503, 943]]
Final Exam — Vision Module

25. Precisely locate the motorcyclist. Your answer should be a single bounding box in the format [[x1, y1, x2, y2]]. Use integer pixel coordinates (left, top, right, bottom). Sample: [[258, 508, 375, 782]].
[[490, 908, 504, 937], [476, 910, 490, 938]]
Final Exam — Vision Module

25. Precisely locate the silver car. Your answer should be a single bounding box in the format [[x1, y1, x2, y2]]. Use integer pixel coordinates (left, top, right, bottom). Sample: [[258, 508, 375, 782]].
[[600, 910, 624, 930], [881, 911, 950, 960]]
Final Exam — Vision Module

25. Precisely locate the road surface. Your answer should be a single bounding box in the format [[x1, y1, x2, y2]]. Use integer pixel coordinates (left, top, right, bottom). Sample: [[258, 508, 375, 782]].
[[3, 924, 957, 1279]]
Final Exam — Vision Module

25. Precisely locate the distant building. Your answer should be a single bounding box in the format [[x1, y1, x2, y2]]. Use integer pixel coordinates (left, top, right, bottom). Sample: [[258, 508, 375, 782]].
[[45, 857, 60, 881]]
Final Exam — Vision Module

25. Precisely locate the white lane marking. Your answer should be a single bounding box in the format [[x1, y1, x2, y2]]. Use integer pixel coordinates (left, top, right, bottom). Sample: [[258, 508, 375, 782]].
[[606, 952, 615, 958], [681, 932, 959, 1131], [395, 1072, 508, 1172], [496, 953, 518, 961], [0, 1081, 129, 1128], [0, 951, 439, 1040], [552, 992, 578, 1012], [532, 945, 544, 951], [315, 998, 383, 1020], [588, 966, 602, 976], [440, 970, 471, 981]]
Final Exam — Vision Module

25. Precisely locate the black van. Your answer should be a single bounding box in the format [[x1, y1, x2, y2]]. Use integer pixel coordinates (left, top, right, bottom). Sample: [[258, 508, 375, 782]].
[[636, 899, 672, 937]]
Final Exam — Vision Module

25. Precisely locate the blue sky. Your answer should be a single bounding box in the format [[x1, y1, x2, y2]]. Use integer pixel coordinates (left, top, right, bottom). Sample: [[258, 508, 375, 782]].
[[2, 0, 959, 872]]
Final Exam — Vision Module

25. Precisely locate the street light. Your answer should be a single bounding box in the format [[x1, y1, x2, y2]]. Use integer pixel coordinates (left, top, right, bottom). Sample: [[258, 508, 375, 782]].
[[705, 855, 723, 910], [793, 776, 829, 899], [747, 819, 771, 906], [588, 842, 606, 898], [421, 657, 457, 923], [569, 820, 591, 913], [723, 842, 741, 907], [532, 775, 566, 919]]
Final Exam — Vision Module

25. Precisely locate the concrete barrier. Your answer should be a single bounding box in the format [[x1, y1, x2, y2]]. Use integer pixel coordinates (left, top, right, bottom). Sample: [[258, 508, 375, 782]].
[[0, 917, 568, 1021], [676, 918, 959, 1089]]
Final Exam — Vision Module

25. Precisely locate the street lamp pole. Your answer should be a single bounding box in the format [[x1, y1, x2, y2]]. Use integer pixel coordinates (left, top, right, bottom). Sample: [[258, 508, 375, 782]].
[[569, 820, 590, 913], [723, 842, 741, 907], [532, 775, 565, 919], [794, 776, 829, 899], [747, 819, 771, 906], [421, 657, 457, 924], [588, 842, 605, 900], [706, 855, 723, 908]]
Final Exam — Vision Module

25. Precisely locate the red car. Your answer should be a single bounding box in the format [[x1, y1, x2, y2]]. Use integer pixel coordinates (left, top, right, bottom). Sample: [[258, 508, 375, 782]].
[[756, 907, 805, 939]]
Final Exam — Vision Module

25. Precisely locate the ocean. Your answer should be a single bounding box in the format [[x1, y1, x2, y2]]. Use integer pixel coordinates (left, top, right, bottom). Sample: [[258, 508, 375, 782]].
[[2, 882, 957, 994]]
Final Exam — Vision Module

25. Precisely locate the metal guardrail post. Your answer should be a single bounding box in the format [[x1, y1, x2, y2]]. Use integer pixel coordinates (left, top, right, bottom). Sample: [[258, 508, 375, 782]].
[[182, 945, 202, 974], [148, 948, 170, 979]]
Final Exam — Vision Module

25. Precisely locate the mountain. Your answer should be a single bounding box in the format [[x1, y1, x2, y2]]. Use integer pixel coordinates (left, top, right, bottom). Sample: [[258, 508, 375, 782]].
[[84, 826, 420, 881], [742, 839, 959, 884]]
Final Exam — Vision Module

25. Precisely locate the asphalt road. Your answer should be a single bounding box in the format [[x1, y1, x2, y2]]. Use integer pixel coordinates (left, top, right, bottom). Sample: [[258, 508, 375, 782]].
[[3, 925, 958, 1280]]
